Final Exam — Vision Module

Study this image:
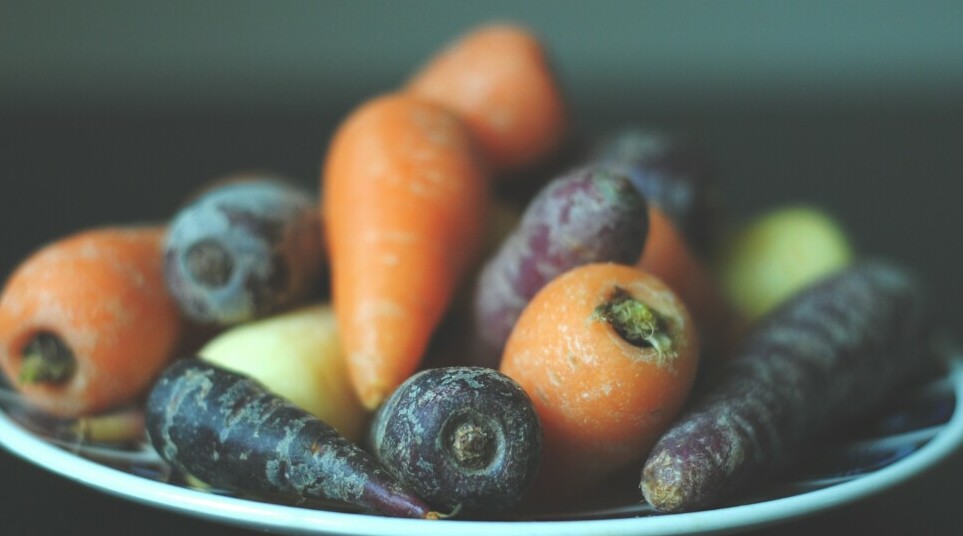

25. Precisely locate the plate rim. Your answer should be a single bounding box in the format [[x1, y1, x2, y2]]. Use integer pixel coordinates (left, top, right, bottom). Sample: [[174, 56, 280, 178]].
[[2, 354, 963, 536]]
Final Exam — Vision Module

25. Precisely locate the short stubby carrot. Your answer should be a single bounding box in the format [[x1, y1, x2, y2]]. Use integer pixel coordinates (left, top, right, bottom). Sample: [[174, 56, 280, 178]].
[[322, 92, 490, 410], [406, 22, 568, 173], [638, 206, 746, 362], [0, 226, 184, 417], [500, 263, 699, 503]]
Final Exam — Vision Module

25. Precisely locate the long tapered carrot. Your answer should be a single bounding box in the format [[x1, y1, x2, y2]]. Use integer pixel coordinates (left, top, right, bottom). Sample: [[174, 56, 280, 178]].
[[406, 22, 567, 173], [0, 226, 183, 417], [638, 207, 746, 362], [321, 93, 490, 409]]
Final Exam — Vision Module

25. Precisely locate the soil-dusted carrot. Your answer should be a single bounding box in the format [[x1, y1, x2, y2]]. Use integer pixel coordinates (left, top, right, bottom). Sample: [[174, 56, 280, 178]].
[[369, 366, 542, 516], [640, 260, 929, 513], [406, 22, 567, 173], [165, 178, 324, 325], [322, 92, 490, 409], [470, 166, 649, 368], [0, 226, 183, 418], [500, 263, 699, 499], [639, 206, 745, 362], [198, 303, 367, 443], [145, 359, 438, 518]]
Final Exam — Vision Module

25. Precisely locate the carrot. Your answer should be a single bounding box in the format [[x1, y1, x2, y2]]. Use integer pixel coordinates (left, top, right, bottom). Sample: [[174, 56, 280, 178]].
[[198, 303, 368, 443], [499, 263, 699, 503], [0, 226, 183, 417], [165, 177, 324, 325], [321, 92, 490, 410], [406, 22, 568, 173], [717, 204, 854, 322], [638, 206, 746, 361], [369, 366, 542, 516], [640, 260, 929, 512], [145, 359, 437, 518], [592, 127, 723, 257], [470, 165, 649, 368]]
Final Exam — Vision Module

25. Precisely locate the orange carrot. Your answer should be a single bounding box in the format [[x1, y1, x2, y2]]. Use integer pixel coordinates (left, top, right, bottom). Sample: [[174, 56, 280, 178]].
[[639, 206, 746, 361], [322, 93, 490, 410], [406, 22, 567, 173], [0, 226, 183, 417], [500, 263, 699, 502]]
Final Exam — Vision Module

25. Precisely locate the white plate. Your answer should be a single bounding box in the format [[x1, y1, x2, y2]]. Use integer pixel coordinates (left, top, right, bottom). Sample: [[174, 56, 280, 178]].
[[2, 343, 963, 536]]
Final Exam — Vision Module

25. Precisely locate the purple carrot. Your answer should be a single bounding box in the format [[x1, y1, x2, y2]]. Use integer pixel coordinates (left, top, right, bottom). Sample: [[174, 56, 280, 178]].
[[145, 359, 436, 518], [592, 127, 721, 257], [470, 166, 649, 367], [368, 366, 541, 516], [640, 260, 930, 512]]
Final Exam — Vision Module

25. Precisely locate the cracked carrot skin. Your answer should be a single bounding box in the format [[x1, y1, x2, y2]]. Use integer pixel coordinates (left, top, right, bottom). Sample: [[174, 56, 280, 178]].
[[640, 260, 928, 513], [145, 359, 434, 518], [406, 22, 568, 173], [0, 226, 183, 418], [322, 92, 490, 410], [500, 263, 699, 499]]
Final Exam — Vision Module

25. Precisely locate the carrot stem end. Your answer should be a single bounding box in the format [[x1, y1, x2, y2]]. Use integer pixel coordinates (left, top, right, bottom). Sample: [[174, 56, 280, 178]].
[[592, 286, 674, 363], [18, 332, 76, 385]]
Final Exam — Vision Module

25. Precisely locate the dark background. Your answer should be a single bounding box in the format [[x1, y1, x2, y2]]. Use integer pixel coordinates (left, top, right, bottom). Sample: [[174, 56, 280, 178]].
[[2, 1, 962, 534]]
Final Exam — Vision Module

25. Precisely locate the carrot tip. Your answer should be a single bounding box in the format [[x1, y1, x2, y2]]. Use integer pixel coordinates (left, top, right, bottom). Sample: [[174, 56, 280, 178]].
[[360, 389, 388, 412], [426, 503, 462, 520]]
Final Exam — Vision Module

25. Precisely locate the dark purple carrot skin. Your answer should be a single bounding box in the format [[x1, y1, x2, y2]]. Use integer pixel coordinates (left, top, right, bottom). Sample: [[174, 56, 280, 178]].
[[145, 359, 433, 518], [640, 260, 929, 513], [368, 367, 542, 516], [164, 178, 324, 326], [592, 128, 721, 257], [470, 166, 649, 368]]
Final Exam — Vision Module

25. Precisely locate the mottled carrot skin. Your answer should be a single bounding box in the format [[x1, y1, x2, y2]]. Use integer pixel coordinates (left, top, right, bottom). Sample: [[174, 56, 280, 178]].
[[470, 166, 648, 367], [145, 359, 433, 518], [0, 226, 183, 417], [165, 179, 324, 325], [369, 366, 541, 515], [640, 260, 928, 512]]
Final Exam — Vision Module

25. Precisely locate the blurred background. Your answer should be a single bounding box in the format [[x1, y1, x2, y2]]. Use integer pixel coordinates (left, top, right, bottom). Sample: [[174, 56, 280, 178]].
[[1, 1, 962, 534]]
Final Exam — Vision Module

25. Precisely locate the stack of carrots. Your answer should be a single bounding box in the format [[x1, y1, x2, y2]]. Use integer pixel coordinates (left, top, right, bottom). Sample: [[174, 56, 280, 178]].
[[322, 23, 570, 410], [320, 22, 742, 505], [0, 21, 745, 513]]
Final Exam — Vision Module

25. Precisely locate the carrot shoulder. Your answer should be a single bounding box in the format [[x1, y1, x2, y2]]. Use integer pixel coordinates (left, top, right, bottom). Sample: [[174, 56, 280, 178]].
[[322, 93, 490, 409], [406, 22, 567, 173]]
